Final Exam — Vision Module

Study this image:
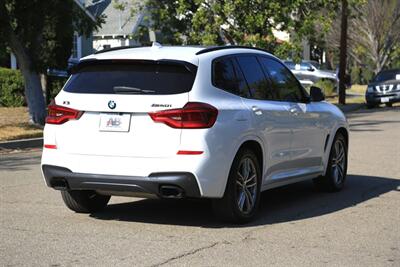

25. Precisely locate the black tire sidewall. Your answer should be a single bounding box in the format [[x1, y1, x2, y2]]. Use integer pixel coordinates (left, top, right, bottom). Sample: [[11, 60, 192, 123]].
[[61, 190, 110, 213]]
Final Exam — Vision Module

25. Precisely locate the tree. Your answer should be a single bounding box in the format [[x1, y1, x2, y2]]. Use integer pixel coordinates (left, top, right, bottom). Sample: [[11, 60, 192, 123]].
[[326, 0, 400, 75], [351, 0, 400, 74], [0, 0, 102, 125], [338, 0, 348, 105], [119, 0, 338, 59]]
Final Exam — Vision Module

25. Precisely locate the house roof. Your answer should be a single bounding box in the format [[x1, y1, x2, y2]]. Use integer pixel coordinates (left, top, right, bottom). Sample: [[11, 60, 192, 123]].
[[74, 0, 96, 22], [87, 0, 143, 37]]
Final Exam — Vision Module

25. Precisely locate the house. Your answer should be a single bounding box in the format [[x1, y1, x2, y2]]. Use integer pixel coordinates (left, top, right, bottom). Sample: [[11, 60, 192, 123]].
[[87, 0, 154, 52], [71, 0, 97, 63]]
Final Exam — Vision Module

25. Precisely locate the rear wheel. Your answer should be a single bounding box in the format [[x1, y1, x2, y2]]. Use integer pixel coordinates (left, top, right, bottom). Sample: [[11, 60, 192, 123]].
[[61, 190, 110, 213], [212, 149, 261, 224], [314, 133, 347, 192]]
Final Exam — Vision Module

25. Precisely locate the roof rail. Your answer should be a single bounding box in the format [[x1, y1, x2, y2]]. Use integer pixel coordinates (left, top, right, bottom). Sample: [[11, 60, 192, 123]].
[[94, 45, 143, 55], [195, 45, 270, 55]]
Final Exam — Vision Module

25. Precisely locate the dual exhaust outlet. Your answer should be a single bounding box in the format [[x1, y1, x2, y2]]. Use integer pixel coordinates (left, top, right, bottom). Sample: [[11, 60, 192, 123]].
[[50, 178, 185, 199]]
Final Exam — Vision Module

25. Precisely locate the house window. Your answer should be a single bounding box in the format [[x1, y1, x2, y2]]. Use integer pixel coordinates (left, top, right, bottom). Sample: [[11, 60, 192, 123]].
[[71, 33, 82, 59], [72, 34, 78, 59]]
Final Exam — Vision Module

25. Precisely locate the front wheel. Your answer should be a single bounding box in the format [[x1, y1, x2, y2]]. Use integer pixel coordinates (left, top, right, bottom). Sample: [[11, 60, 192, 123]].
[[314, 133, 348, 192], [61, 190, 110, 213], [212, 149, 261, 224]]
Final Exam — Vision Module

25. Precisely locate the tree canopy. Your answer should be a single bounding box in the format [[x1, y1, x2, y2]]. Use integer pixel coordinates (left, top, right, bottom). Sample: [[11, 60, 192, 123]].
[[0, 0, 103, 124], [326, 0, 400, 74], [122, 0, 339, 60]]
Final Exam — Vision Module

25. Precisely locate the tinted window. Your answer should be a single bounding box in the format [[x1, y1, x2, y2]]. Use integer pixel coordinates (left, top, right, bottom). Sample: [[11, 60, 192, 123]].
[[373, 70, 400, 82], [309, 61, 321, 70], [236, 56, 276, 100], [213, 57, 250, 97], [64, 61, 196, 95], [259, 57, 304, 102], [300, 62, 312, 71]]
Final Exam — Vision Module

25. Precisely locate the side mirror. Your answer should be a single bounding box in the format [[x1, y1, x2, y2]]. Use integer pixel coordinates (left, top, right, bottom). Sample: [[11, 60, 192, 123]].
[[310, 86, 325, 102], [308, 66, 315, 72]]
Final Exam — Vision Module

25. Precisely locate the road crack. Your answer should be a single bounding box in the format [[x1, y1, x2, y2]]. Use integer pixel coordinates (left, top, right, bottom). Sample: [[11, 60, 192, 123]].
[[150, 242, 220, 267]]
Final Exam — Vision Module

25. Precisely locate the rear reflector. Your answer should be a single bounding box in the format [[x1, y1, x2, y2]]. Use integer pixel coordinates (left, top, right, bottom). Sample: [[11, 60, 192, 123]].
[[149, 102, 218, 129], [177, 150, 203, 155], [46, 102, 83, 125], [44, 144, 57, 149]]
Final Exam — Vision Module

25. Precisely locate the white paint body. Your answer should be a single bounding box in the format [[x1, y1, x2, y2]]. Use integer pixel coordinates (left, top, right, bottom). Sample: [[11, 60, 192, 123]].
[[41, 46, 349, 198]]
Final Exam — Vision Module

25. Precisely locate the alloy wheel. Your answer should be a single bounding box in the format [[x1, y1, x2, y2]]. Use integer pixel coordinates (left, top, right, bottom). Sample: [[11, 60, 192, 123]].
[[331, 139, 346, 185], [236, 157, 258, 214]]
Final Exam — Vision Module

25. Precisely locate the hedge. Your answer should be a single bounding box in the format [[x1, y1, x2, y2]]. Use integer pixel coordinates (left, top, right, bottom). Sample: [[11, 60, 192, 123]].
[[0, 68, 67, 107], [313, 79, 336, 96], [0, 67, 25, 107]]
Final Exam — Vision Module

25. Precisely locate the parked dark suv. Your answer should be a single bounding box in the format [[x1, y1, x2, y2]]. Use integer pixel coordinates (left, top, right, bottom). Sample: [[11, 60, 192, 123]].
[[366, 69, 400, 108]]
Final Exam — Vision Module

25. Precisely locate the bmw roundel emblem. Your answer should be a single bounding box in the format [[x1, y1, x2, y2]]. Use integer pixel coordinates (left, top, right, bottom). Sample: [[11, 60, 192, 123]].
[[108, 100, 116, 110]]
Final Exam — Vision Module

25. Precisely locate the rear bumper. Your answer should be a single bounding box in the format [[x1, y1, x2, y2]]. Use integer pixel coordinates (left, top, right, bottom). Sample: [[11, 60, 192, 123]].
[[366, 92, 400, 104], [42, 164, 201, 198]]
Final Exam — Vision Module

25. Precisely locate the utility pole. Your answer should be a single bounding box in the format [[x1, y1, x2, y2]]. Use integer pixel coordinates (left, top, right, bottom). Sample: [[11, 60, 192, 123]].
[[338, 0, 348, 105]]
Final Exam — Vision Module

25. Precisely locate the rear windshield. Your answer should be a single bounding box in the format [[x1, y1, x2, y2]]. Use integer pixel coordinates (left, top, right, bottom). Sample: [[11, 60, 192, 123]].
[[63, 61, 197, 95]]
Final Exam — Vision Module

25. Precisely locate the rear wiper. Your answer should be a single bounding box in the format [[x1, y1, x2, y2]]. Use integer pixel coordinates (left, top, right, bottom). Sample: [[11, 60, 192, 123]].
[[113, 86, 155, 94]]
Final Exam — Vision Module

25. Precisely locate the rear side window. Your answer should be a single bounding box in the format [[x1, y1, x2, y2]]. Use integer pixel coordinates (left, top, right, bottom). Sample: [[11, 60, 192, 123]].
[[236, 56, 276, 100], [259, 57, 304, 102], [212, 57, 250, 97], [64, 61, 196, 95], [300, 62, 312, 71]]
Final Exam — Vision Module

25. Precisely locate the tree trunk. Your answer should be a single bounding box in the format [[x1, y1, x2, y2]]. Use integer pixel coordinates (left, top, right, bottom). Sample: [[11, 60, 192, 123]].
[[338, 0, 348, 105], [20, 67, 47, 125], [5, 18, 47, 125]]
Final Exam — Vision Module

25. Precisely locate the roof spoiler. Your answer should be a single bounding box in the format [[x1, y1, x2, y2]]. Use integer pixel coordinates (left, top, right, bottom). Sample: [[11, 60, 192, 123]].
[[70, 59, 198, 74]]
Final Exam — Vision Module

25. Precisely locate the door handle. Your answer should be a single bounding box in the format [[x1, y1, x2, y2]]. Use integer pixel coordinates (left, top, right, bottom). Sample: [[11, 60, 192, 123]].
[[289, 107, 299, 115], [251, 106, 262, 115]]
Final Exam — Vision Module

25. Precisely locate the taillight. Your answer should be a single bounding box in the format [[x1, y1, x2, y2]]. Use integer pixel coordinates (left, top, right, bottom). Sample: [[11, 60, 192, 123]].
[[149, 102, 218, 129], [46, 103, 83, 125]]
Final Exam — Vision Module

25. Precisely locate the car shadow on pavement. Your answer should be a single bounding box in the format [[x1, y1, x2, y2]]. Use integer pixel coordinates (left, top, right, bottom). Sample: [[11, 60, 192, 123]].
[[90, 174, 400, 228]]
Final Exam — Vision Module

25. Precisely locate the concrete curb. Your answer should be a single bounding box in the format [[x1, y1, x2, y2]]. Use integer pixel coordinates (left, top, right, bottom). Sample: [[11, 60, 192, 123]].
[[0, 137, 43, 150]]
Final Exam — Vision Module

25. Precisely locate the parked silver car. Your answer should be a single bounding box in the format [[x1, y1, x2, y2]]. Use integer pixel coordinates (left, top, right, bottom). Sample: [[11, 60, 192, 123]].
[[284, 60, 338, 89]]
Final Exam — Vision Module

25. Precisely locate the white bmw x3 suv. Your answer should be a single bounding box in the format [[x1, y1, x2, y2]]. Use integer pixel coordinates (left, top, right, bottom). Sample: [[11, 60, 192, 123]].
[[41, 44, 349, 223]]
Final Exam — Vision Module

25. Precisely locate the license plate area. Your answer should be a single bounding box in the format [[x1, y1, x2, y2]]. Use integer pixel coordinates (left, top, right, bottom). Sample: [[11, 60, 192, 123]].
[[381, 97, 390, 103], [99, 113, 131, 132]]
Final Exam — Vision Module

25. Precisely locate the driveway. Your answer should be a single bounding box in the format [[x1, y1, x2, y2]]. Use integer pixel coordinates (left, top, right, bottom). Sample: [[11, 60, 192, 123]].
[[1, 107, 399, 266]]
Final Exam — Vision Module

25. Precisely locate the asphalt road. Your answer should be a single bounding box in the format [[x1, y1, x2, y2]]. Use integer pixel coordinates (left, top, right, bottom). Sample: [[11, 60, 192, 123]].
[[1, 107, 399, 267]]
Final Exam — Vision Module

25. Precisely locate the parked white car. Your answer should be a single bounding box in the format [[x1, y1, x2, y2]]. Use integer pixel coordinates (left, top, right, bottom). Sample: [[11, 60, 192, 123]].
[[41, 44, 349, 223]]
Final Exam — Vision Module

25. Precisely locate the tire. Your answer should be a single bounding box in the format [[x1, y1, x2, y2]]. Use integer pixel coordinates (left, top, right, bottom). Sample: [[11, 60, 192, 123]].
[[61, 190, 110, 213], [212, 148, 261, 224], [366, 102, 376, 109], [385, 103, 393, 107], [313, 133, 348, 192]]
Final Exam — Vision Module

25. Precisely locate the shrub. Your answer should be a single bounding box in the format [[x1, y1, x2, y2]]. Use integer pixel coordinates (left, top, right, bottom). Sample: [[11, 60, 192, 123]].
[[313, 79, 336, 96], [0, 67, 25, 107], [47, 76, 67, 100]]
